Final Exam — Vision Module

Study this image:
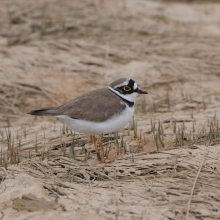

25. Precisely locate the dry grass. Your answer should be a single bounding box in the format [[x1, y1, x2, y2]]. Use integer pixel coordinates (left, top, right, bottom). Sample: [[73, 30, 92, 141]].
[[1, 144, 220, 219]]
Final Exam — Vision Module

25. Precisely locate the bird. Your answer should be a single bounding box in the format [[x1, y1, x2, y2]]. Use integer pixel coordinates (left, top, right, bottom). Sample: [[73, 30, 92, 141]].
[[27, 78, 148, 163]]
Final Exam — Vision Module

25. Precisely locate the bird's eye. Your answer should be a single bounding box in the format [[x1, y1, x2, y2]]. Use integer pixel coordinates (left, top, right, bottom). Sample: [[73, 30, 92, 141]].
[[123, 86, 131, 91]]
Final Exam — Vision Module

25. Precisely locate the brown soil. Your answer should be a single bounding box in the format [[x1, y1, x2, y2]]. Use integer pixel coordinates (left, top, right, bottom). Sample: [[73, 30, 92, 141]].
[[1, 0, 220, 219]]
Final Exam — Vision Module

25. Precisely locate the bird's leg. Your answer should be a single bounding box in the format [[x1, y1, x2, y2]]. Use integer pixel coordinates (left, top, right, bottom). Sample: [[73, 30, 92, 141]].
[[92, 135, 101, 162], [99, 134, 105, 163]]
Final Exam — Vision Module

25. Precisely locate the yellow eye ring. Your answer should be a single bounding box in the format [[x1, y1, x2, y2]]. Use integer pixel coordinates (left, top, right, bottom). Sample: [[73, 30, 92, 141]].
[[123, 86, 131, 91]]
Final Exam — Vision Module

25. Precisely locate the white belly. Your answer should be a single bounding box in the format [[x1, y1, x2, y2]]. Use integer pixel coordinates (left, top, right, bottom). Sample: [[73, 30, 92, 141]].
[[57, 106, 134, 135]]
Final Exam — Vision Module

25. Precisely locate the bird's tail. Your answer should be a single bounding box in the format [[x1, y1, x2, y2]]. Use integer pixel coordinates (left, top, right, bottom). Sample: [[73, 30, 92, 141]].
[[27, 107, 59, 117]]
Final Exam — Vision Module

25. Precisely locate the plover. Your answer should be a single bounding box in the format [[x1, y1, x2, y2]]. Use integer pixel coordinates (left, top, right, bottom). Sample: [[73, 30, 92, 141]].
[[28, 78, 148, 163]]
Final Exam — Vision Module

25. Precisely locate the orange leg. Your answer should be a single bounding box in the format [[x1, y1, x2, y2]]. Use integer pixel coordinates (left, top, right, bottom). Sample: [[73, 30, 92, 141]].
[[99, 135, 105, 163], [92, 135, 101, 162]]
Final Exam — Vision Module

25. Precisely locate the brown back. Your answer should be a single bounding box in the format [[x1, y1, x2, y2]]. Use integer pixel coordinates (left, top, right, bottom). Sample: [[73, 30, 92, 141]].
[[28, 88, 126, 122]]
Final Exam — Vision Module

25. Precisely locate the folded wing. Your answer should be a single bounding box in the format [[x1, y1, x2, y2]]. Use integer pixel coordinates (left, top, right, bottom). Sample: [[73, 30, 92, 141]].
[[27, 88, 126, 122]]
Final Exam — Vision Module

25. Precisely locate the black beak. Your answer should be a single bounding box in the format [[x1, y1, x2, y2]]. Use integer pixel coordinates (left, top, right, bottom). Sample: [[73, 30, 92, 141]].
[[137, 88, 148, 94]]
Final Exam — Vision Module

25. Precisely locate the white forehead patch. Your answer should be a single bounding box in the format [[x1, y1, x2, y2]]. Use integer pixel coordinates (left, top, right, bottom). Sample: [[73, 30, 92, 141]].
[[133, 83, 138, 90]]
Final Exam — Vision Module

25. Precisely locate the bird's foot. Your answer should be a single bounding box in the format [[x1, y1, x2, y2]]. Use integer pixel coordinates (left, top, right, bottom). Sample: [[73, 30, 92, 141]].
[[100, 158, 114, 164]]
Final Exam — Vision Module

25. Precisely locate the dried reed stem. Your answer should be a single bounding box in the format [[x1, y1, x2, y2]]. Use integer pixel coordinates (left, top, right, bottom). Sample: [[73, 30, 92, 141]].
[[186, 147, 207, 220]]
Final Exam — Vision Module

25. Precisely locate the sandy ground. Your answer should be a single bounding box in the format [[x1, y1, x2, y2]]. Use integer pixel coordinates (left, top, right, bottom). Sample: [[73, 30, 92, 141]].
[[1, 0, 220, 219]]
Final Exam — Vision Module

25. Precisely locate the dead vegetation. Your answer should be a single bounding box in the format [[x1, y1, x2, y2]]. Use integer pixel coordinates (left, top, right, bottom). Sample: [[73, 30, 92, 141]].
[[1, 0, 220, 219]]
